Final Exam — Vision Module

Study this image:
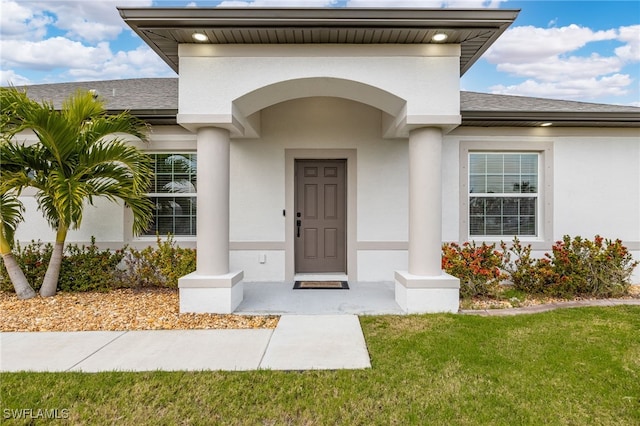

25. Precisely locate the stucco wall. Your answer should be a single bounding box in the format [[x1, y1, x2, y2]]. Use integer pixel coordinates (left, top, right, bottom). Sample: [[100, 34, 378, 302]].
[[177, 44, 461, 136], [553, 134, 639, 240], [15, 197, 125, 244], [11, 112, 640, 283], [447, 127, 640, 283], [230, 97, 409, 281]]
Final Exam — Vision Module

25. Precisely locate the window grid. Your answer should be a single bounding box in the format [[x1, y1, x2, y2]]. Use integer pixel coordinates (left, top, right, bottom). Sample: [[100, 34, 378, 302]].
[[144, 153, 197, 237], [469, 153, 538, 237]]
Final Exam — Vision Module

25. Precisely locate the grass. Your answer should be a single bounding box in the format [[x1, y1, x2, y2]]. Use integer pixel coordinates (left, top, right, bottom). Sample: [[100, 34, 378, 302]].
[[2, 306, 639, 425]]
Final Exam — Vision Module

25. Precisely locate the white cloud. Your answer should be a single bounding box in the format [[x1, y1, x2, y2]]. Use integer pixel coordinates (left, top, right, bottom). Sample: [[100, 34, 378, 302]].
[[496, 54, 624, 82], [1, 37, 113, 71], [0, 36, 174, 83], [66, 46, 175, 81], [485, 24, 618, 64], [0, 0, 52, 40], [0, 0, 152, 43], [0, 0, 175, 85], [490, 74, 633, 101], [615, 25, 640, 62], [0, 69, 32, 87], [482, 23, 640, 103]]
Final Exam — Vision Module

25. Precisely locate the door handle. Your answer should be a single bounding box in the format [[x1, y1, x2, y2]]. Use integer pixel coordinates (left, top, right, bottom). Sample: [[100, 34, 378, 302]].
[[296, 220, 301, 237]]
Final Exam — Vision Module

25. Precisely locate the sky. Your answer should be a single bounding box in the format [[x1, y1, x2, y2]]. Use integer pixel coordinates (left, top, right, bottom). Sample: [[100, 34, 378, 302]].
[[1, 0, 639, 106]]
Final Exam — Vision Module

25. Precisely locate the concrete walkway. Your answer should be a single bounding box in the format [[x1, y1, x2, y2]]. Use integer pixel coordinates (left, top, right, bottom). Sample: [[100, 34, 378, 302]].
[[3, 299, 638, 372], [0, 315, 371, 373]]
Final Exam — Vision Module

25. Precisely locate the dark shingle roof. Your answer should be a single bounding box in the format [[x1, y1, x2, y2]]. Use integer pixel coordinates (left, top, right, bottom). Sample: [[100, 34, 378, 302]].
[[12, 78, 640, 127], [14, 78, 178, 110], [460, 91, 640, 127], [461, 91, 640, 113]]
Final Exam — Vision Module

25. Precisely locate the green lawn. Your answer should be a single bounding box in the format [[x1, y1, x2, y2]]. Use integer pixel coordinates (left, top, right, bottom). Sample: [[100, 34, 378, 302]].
[[2, 306, 639, 425]]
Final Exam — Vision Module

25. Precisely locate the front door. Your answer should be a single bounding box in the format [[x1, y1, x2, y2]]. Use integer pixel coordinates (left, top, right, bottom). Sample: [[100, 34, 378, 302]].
[[295, 160, 346, 273]]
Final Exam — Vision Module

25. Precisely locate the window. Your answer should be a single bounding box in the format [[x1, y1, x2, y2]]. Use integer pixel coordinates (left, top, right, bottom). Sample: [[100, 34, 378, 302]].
[[469, 153, 538, 237], [144, 153, 197, 236]]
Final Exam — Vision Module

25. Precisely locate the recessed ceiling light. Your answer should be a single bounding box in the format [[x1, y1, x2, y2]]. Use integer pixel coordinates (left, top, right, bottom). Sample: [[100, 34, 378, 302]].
[[432, 33, 448, 42], [540, 122, 553, 127], [192, 32, 208, 42]]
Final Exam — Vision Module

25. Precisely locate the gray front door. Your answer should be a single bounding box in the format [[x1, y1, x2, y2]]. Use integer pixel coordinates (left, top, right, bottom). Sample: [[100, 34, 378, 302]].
[[295, 160, 346, 273]]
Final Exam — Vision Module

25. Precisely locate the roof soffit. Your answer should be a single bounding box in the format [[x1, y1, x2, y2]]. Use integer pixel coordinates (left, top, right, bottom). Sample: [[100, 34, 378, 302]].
[[118, 7, 519, 75]]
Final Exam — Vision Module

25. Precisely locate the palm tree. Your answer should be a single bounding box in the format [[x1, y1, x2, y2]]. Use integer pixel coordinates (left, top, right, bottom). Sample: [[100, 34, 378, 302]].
[[0, 87, 154, 297], [0, 191, 36, 299], [0, 97, 36, 299]]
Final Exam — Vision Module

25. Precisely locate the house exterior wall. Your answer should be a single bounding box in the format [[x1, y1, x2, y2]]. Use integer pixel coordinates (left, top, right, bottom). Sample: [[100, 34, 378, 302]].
[[176, 44, 461, 136], [229, 97, 408, 281], [446, 126, 640, 283], [12, 111, 640, 283]]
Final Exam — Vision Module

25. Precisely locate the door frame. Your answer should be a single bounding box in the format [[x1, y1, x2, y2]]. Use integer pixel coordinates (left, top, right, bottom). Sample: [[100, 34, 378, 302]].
[[285, 149, 357, 282]]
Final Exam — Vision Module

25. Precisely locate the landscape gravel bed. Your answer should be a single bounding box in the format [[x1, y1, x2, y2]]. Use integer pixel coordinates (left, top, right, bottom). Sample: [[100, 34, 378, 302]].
[[0, 288, 279, 332], [2, 286, 638, 332], [462, 285, 640, 310]]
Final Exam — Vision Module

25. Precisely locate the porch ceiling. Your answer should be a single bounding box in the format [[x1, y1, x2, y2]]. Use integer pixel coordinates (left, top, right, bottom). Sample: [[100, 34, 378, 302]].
[[118, 7, 519, 76]]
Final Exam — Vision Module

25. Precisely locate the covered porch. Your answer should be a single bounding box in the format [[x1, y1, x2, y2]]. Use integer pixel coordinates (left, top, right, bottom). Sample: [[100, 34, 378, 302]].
[[118, 7, 519, 315], [235, 281, 404, 315]]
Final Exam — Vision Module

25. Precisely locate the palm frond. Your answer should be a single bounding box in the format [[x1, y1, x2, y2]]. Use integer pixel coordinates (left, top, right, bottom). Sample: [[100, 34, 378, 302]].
[[0, 87, 38, 133], [2, 86, 153, 237], [62, 90, 105, 128], [84, 112, 148, 145], [0, 191, 25, 245]]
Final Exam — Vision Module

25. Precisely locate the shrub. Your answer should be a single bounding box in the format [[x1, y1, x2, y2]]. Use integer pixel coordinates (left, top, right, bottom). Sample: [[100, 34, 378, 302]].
[[0, 240, 51, 292], [0, 238, 123, 293], [544, 235, 637, 298], [500, 237, 547, 294], [501, 235, 638, 298], [58, 238, 125, 292], [115, 235, 196, 289], [442, 241, 506, 299], [1, 236, 195, 293]]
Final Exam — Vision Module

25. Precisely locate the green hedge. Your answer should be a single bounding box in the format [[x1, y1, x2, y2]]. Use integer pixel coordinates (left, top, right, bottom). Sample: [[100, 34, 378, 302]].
[[0, 236, 196, 293], [2, 234, 637, 299]]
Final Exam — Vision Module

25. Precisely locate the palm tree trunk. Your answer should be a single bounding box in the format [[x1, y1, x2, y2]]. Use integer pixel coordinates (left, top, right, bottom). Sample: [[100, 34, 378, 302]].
[[40, 227, 67, 297], [0, 232, 36, 299]]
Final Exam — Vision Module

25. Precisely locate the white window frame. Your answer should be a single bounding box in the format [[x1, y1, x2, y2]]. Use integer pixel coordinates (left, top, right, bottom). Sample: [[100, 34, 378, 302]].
[[142, 152, 198, 239], [469, 152, 539, 237], [459, 140, 553, 247]]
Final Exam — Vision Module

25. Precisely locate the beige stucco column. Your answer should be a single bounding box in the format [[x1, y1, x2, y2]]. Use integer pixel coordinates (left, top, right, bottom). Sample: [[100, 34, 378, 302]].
[[408, 127, 444, 276], [394, 126, 460, 313], [196, 127, 230, 275], [178, 126, 243, 314]]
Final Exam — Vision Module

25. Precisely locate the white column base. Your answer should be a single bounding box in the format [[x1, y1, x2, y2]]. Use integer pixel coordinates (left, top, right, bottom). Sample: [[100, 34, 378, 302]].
[[394, 271, 460, 313], [178, 271, 244, 313]]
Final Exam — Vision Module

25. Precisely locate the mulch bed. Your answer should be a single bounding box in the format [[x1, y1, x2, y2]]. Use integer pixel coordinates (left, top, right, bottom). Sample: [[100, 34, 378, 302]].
[[2, 286, 638, 332], [462, 285, 640, 310], [0, 288, 279, 332]]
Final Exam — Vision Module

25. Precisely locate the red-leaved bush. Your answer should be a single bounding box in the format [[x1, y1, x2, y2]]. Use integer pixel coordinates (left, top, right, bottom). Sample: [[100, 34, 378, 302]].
[[442, 241, 506, 298]]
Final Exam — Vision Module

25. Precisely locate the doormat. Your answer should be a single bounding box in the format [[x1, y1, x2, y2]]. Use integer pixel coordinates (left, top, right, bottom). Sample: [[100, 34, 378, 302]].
[[293, 281, 349, 290]]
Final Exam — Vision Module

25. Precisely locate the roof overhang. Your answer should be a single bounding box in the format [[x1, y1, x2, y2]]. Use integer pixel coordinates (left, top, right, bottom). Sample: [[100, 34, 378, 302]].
[[461, 111, 640, 128], [118, 7, 519, 75]]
